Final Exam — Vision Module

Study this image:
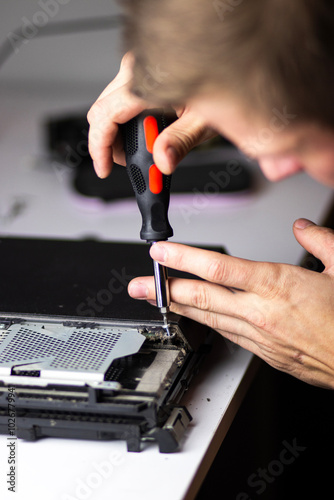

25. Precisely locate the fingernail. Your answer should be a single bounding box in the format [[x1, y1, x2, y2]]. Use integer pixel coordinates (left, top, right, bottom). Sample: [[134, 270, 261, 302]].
[[150, 243, 166, 263], [93, 161, 103, 178], [128, 282, 148, 299], [294, 218, 315, 230]]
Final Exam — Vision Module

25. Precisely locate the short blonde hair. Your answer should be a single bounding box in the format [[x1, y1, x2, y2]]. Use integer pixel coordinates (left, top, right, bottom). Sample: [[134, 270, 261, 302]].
[[123, 0, 334, 127]]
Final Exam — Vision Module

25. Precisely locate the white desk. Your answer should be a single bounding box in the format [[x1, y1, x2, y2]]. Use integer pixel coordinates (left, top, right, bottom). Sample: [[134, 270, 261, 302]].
[[0, 80, 333, 500]]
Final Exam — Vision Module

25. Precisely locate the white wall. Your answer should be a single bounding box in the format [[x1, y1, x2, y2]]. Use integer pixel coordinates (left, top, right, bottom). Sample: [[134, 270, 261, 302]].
[[0, 0, 123, 94]]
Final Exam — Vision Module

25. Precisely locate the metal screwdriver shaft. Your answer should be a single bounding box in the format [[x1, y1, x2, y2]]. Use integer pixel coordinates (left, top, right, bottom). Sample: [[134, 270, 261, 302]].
[[152, 245, 171, 336]]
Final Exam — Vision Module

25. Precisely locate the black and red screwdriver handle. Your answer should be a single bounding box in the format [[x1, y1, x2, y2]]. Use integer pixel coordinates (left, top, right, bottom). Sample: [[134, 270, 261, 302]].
[[121, 109, 176, 242]]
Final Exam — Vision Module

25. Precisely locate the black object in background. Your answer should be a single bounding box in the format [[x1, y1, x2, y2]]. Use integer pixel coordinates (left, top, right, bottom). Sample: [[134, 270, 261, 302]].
[[45, 114, 254, 201], [0, 237, 225, 322], [196, 363, 334, 500]]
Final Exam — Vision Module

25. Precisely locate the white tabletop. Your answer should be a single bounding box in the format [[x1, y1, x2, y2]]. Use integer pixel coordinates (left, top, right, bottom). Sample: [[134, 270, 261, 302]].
[[0, 4, 333, 497]]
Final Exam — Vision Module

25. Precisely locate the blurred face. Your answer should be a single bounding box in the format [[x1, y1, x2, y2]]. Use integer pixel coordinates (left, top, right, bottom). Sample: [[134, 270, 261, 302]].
[[191, 95, 334, 187]]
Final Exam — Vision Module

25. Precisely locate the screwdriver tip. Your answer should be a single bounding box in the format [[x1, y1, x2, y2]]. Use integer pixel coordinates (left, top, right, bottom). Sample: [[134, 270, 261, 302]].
[[162, 312, 171, 337]]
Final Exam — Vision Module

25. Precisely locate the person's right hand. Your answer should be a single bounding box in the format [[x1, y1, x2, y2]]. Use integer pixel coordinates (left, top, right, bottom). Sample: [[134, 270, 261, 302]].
[[87, 52, 216, 179]]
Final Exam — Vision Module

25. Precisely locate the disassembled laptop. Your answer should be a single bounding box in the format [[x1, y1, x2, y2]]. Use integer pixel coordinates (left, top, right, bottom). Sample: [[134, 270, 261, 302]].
[[0, 237, 215, 452]]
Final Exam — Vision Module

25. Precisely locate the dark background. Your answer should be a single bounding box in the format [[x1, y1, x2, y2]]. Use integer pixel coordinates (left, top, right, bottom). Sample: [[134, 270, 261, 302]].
[[196, 362, 334, 499]]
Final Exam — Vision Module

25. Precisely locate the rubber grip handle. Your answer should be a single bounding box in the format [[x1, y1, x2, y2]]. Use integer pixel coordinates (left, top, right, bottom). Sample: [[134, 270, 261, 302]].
[[121, 109, 175, 241]]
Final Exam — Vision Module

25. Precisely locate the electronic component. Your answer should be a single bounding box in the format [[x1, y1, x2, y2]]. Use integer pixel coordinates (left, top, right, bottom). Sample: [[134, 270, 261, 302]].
[[0, 237, 220, 452], [0, 318, 209, 452]]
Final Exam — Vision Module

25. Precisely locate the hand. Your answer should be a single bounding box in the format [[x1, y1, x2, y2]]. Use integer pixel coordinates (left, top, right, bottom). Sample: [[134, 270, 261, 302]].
[[87, 52, 216, 179], [128, 219, 334, 389]]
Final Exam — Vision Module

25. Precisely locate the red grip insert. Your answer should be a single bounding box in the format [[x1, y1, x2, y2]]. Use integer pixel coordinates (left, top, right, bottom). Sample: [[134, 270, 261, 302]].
[[149, 164, 163, 194], [143, 115, 159, 153]]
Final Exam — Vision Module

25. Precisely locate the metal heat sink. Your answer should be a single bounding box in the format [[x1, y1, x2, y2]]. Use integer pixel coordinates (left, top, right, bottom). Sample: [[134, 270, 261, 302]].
[[0, 322, 145, 383]]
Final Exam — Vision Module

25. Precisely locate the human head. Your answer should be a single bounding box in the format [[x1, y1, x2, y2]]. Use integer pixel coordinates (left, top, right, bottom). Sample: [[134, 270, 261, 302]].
[[122, 0, 334, 185]]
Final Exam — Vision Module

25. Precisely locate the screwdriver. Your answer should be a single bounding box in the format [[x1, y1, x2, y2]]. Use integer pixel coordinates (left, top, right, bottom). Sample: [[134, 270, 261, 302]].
[[121, 110, 175, 336]]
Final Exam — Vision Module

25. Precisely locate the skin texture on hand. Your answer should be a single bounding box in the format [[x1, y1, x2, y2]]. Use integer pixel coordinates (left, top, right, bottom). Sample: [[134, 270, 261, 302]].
[[128, 219, 334, 389], [87, 53, 216, 179], [87, 53, 145, 178], [88, 55, 334, 390]]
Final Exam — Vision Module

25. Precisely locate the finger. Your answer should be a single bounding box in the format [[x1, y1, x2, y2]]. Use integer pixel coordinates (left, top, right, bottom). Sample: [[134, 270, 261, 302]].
[[95, 52, 135, 102], [153, 109, 216, 174], [148, 242, 278, 294], [128, 275, 308, 376], [167, 301, 309, 380], [128, 275, 265, 351], [293, 219, 334, 272], [167, 301, 275, 363], [87, 85, 145, 178], [128, 275, 262, 324]]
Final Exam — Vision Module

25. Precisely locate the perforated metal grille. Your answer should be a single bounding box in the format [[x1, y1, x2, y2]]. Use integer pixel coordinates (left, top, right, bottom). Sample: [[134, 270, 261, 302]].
[[104, 365, 123, 381], [0, 326, 62, 364], [0, 323, 145, 383], [49, 329, 122, 371]]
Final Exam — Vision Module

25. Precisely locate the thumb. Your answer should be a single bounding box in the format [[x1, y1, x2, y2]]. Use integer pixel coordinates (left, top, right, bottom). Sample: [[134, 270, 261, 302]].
[[153, 109, 216, 174], [293, 218, 334, 272]]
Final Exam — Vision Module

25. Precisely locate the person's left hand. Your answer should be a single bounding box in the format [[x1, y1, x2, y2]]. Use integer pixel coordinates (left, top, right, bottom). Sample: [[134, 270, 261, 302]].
[[128, 219, 334, 389]]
